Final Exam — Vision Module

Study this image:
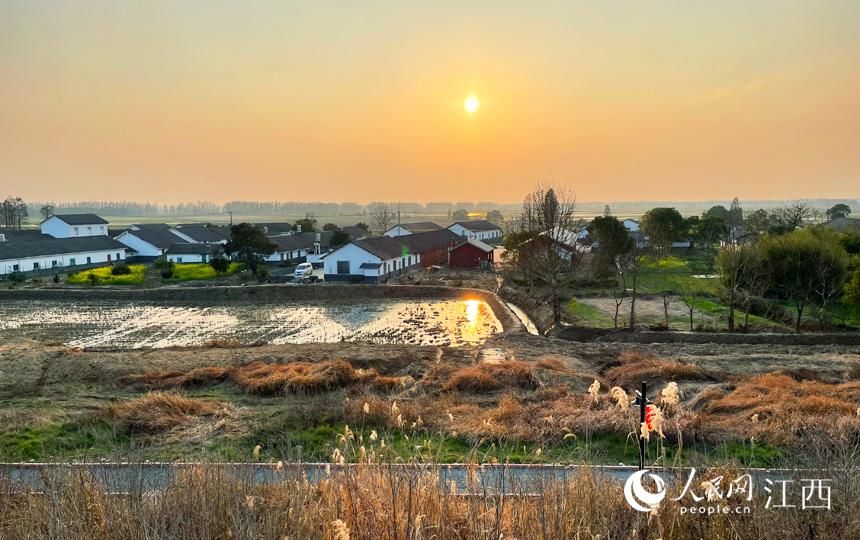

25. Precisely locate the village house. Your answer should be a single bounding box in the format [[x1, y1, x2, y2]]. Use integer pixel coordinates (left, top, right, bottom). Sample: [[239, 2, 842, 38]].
[[447, 220, 503, 242], [114, 225, 188, 260], [40, 214, 109, 238], [169, 224, 230, 244], [322, 229, 458, 282], [253, 222, 293, 235], [449, 238, 495, 269], [384, 221, 443, 237], [266, 232, 336, 264], [164, 243, 224, 263], [1, 213, 127, 277]]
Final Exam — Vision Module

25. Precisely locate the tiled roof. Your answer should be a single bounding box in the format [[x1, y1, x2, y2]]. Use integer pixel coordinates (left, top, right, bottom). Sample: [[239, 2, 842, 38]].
[[0, 235, 126, 260], [450, 219, 501, 232], [49, 214, 109, 225]]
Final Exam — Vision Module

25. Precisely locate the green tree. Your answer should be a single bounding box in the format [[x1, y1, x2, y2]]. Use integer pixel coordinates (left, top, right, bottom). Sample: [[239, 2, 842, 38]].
[[330, 230, 350, 247], [486, 210, 504, 224], [717, 243, 763, 332], [209, 257, 230, 273], [704, 205, 730, 221], [693, 215, 729, 250], [225, 222, 277, 275], [759, 229, 848, 333], [743, 209, 771, 236], [826, 203, 852, 221], [322, 223, 340, 231], [587, 215, 632, 277], [641, 207, 685, 255], [293, 218, 317, 233], [452, 209, 469, 221]]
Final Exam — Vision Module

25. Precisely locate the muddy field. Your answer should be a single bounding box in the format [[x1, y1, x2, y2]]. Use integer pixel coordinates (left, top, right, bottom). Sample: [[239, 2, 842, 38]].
[[0, 298, 502, 349]]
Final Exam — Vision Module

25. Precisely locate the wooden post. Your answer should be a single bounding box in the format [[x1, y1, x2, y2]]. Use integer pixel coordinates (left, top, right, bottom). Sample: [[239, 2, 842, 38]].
[[639, 381, 647, 471]]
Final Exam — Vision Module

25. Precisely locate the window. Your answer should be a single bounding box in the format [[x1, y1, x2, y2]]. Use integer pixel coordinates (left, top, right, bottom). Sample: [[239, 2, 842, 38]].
[[52, 260, 58, 267], [336, 261, 350, 274], [33, 262, 40, 270], [74, 227, 79, 235], [116, 253, 120, 260], [12, 264, 19, 271], [86, 256, 91, 264], [87, 226, 92, 233], [177, 257, 183, 263], [69, 258, 76, 266]]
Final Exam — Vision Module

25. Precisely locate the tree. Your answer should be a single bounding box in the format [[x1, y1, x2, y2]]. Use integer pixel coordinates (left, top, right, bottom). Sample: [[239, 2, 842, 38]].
[[369, 203, 395, 233], [587, 215, 632, 277], [330, 230, 350, 247], [693, 215, 729, 250], [508, 186, 581, 327], [743, 209, 771, 236], [826, 203, 852, 221], [452, 209, 469, 221], [759, 229, 848, 333], [486, 210, 504, 224], [40, 204, 55, 220], [225, 223, 278, 275], [640, 207, 685, 255], [704, 205, 730, 222], [616, 244, 643, 330], [355, 222, 370, 232], [717, 243, 762, 332], [322, 223, 340, 231], [1, 197, 28, 229], [728, 197, 744, 240], [293, 218, 317, 233], [210, 257, 230, 273], [770, 200, 813, 233], [603, 204, 612, 216]]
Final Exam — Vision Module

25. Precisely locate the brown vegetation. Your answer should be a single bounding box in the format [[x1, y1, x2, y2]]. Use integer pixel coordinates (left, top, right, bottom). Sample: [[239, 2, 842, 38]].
[[605, 350, 715, 387], [443, 360, 540, 393], [105, 392, 220, 434], [0, 463, 856, 539]]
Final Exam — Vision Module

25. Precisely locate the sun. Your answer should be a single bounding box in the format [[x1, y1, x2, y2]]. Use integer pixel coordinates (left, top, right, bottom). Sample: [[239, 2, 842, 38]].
[[464, 95, 479, 114]]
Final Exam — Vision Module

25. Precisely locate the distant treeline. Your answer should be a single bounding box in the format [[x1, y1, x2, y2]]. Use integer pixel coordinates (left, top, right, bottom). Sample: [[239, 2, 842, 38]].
[[24, 198, 860, 219]]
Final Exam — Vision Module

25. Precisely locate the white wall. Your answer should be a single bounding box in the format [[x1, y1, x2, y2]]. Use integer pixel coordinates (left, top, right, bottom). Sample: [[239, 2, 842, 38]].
[[1, 249, 125, 275], [448, 224, 501, 242], [323, 243, 381, 276], [166, 254, 205, 263], [41, 217, 108, 238], [115, 231, 166, 258]]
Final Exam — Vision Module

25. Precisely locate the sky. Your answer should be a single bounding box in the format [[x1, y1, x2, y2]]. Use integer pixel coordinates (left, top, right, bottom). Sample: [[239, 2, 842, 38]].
[[1, 1, 859, 204]]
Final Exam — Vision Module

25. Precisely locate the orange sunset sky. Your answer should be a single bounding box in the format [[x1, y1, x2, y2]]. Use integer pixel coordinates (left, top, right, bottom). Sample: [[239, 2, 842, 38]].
[[1, 1, 858, 204]]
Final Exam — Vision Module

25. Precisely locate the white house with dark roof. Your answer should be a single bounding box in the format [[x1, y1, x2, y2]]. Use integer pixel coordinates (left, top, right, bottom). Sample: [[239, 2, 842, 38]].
[[40, 214, 109, 238], [323, 236, 419, 283], [114, 226, 188, 259], [384, 221, 443, 237], [1, 214, 127, 277], [447, 220, 502, 242], [165, 243, 223, 263]]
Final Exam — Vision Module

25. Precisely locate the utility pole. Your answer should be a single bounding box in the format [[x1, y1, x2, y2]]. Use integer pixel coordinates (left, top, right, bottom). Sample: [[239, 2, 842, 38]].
[[227, 211, 234, 226]]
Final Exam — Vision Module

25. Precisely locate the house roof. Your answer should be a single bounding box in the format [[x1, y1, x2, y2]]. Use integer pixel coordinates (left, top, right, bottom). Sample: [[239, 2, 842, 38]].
[[353, 236, 409, 260], [399, 229, 460, 254], [132, 223, 173, 231], [119, 228, 185, 250], [449, 219, 501, 233], [172, 224, 229, 243], [47, 214, 109, 225], [165, 243, 222, 256], [387, 221, 443, 234], [452, 238, 494, 253], [0, 235, 126, 260], [342, 225, 369, 239], [269, 231, 335, 252], [0, 229, 46, 242]]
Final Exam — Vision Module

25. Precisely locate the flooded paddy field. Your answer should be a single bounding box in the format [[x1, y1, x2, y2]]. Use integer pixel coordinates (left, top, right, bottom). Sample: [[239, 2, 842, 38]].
[[0, 298, 501, 349]]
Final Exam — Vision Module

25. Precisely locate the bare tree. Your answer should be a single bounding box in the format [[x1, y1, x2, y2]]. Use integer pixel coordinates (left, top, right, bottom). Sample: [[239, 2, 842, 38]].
[[771, 200, 813, 231], [1, 197, 28, 229], [40, 204, 55, 220], [512, 186, 581, 327], [368, 203, 396, 234], [717, 243, 760, 332], [616, 243, 642, 330]]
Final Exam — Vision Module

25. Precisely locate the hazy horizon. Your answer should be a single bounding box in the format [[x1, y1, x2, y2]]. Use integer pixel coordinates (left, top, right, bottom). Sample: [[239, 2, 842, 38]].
[[2, 1, 859, 203]]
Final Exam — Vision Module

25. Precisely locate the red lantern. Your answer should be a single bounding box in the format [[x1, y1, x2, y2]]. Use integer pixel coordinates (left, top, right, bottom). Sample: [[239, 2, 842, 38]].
[[645, 404, 655, 430]]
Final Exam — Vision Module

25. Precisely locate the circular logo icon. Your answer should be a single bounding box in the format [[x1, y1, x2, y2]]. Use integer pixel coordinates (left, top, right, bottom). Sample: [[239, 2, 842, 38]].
[[624, 470, 667, 512]]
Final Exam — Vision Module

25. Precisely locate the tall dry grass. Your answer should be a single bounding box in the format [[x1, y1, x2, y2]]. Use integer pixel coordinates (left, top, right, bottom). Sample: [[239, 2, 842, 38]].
[[1, 460, 857, 539]]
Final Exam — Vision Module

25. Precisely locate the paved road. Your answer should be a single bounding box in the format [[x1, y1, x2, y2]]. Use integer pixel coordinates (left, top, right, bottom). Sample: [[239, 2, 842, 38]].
[[0, 463, 809, 494]]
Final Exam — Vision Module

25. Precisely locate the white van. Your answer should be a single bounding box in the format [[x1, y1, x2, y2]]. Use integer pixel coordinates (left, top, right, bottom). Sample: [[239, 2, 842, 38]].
[[294, 262, 314, 280]]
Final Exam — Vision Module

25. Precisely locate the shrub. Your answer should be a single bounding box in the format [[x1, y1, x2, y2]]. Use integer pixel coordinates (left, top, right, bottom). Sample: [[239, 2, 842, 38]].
[[7, 271, 26, 283], [105, 392, 219, 434], [111, 262, 131, 275], [443, 360, 540, 393], [230, 360, 373, 395], [605, 351, 715, 387], [209, 257, 230, 273]]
